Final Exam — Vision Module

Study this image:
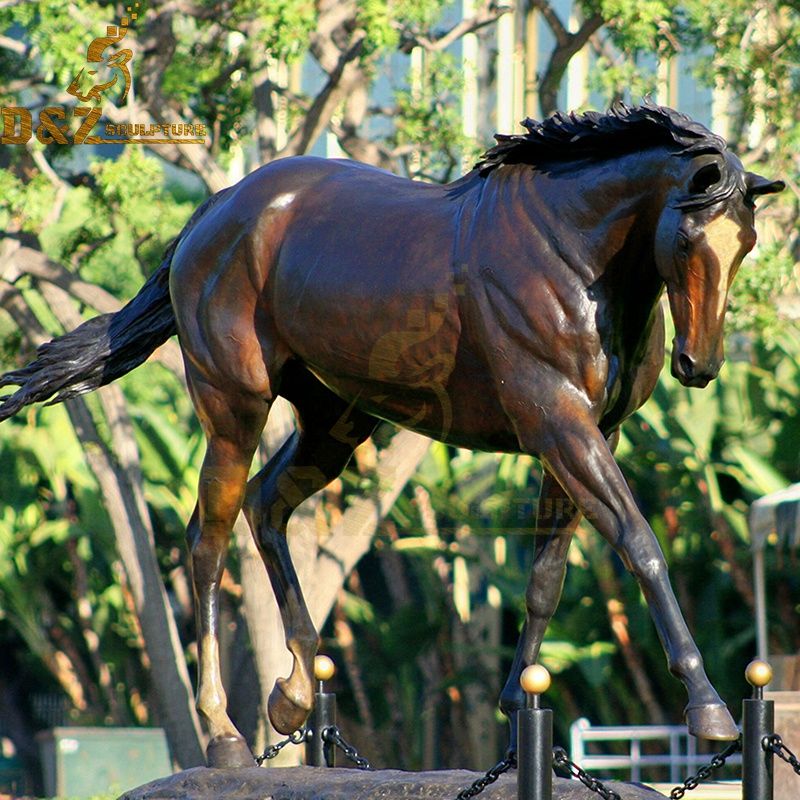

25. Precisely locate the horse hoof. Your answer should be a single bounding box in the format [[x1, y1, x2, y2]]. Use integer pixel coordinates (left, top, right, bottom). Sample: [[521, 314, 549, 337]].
[[206, 735, 255, 768], [685, 703, 739, 740], [268, 678, 312, 735]]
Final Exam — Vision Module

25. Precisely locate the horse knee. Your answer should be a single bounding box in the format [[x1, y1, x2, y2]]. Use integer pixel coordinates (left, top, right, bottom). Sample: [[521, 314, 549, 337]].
[[670, 650, 704, 679], [525, 583, 561, 622], [288, 627, 319, 650], [627, 544, 668, 583]]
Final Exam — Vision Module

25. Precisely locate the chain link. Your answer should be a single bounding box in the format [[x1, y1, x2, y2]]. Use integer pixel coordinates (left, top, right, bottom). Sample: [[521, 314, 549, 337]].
[[763, 734, 800, 776], [454, 736, 746, 800], [255, 727, 308, 766], [323, 725, 373, 769], [553, 746, 622, 800], [255, 722, 752, 800], [667, 739, 741, 800], [453, 754, 516, 800]]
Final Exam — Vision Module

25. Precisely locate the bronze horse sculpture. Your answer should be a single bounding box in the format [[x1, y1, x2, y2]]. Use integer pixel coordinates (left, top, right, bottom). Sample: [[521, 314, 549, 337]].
[[0, 102, 784, 767]]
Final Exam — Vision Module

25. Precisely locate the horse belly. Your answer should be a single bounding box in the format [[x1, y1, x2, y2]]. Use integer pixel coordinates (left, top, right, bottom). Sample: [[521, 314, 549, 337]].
[[305, 360, 520, 452]]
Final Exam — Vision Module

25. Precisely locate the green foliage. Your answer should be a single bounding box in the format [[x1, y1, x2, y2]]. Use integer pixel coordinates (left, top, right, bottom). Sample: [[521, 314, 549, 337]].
[[0, 406, 136, 713], [33, 149, 195, 297], [0, 170, 54, 232], [727, 243, 794, 343], [357, 0, 401, 54], [681, 1, 800, 172], [587, 57, 658, 104], [234, 0, 317, 61], [161, 16, 255, 154], [590, 0, 681, 54], [392, 52, 480, 182], [0, 0, 104, 85], [357, 0, 448, 56]]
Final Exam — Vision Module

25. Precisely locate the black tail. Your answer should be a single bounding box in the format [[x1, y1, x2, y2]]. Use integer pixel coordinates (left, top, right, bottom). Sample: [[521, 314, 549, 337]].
[[0, 188, 230, 422]]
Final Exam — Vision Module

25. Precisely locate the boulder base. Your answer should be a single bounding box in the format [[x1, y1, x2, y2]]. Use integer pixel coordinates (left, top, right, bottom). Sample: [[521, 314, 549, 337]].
[[119, 765, 666, 799]]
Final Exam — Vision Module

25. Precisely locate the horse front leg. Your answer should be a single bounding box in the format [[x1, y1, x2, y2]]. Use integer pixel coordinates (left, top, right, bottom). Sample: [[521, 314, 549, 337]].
[[533, 408, 738, 740], [499, 471, 581, 755]]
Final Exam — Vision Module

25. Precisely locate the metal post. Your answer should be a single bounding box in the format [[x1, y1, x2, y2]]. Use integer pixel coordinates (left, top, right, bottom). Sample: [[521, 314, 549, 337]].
[[517, 664, 553, 800], [306, 655, 337, 767], [743, 659, 774, 800]]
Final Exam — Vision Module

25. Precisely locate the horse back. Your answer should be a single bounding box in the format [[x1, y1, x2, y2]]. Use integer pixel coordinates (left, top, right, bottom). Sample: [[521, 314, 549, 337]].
[[169, 158, 472, 413]]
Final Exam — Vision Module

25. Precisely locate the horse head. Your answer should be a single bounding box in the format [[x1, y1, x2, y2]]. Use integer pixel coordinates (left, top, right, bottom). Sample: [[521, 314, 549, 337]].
[[654, 153, 784, 388]]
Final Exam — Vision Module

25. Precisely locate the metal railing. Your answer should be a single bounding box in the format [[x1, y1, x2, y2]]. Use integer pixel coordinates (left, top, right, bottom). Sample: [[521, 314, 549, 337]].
[[569, 718, 742, 784]]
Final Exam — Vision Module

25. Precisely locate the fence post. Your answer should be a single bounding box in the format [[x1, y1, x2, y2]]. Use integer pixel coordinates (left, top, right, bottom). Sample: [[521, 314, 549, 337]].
[[517, 664, 553, 800], [742, 659, 774, 800], [306, 655, 337, 767]]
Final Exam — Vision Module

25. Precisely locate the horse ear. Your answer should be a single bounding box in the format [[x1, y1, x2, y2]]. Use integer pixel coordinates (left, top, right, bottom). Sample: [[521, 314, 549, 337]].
[[689, 162, 721, 194], [745, 172, 786, 198]]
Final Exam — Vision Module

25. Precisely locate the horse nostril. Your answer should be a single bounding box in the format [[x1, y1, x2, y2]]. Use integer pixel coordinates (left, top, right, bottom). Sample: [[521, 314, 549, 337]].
[[678, 353, 696, 378]]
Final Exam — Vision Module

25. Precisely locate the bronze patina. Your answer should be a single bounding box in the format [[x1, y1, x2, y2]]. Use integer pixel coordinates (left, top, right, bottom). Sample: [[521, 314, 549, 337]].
[[0, 102, 784, 767]]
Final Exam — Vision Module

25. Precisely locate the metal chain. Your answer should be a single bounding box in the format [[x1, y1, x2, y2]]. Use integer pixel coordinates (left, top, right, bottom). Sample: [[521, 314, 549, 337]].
[[553, 746, 622, 800], [763, 734, 800, 776], [323, 725, 373, 769], [668, 739, 742, 800], [255, 727, 308, 766], [453, 754, 516, 800]]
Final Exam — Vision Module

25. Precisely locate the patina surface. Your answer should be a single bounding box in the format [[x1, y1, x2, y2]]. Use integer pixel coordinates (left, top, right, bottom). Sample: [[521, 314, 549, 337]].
[[0, 102, 784, 766]]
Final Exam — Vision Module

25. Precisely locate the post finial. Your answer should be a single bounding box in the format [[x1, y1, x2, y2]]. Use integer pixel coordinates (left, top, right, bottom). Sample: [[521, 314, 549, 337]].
[[520, 664, 551, 696], [745, 659, 772, 689], [315, 654, 336, 683]]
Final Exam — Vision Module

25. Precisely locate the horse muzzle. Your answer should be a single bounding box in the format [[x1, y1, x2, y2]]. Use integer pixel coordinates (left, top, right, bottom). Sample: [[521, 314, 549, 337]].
[[671, 348, 721, 389]]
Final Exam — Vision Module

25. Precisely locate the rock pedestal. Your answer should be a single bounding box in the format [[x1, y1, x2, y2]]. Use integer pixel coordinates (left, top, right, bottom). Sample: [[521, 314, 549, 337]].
[[119, 766, 666, 800]]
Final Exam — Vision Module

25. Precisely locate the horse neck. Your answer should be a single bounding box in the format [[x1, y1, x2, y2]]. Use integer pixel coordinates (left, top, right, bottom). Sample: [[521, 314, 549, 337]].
[[490, 149, 676, 292]]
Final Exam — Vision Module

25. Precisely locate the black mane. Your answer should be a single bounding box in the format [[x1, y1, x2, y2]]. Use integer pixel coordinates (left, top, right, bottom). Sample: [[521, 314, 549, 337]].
[[476, 101, 727, 175]]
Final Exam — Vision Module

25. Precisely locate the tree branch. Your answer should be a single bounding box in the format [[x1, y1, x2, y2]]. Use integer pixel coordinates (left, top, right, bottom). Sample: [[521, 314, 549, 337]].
[[0, 34, 26, 55], [307, 429, 431, 627], [534, 2, 604, 115], [26, 145, 69, 227], [398, 1, 513, 53], [530, 0, 569, 47], [100, 102, 229, 193], [0, 237, 186, 381], [279, 33, 367, 158]]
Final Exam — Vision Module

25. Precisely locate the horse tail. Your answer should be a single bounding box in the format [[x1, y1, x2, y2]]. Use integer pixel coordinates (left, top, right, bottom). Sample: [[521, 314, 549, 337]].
[[0, 188, 230, 422]]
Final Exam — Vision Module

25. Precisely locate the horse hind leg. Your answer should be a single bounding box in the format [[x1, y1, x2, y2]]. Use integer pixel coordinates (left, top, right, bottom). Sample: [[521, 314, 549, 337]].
[[243, 368, 378, 734], [185, 371, 268, 767]]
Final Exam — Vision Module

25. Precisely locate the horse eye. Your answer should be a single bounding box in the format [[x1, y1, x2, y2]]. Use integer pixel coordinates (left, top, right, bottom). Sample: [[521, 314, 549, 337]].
[[689, 162, 722, 194], [677, 233, 690, 253]]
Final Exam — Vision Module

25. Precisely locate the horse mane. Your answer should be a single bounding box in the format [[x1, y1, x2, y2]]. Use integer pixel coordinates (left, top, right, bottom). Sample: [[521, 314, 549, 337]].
[[476, 100, 727, 175], [473, 100, 741, 210]]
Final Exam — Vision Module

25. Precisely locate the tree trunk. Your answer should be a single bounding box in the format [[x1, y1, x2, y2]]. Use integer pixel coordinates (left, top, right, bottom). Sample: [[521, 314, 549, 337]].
[[5, 277, 205, 768]]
